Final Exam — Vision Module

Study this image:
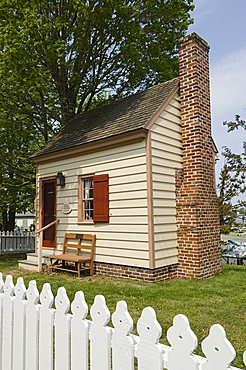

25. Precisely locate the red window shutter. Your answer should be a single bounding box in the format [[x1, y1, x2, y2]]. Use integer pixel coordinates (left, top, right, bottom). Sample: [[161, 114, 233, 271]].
[[93, 174, 109, 223]]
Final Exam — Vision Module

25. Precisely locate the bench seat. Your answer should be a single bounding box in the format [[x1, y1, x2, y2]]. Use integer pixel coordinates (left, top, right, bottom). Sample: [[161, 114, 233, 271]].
[[49, 253, 91, 263], [49, 233, 96, 277]]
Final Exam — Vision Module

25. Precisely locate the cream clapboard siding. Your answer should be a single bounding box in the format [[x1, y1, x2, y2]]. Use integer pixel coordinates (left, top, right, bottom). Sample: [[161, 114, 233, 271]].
[[37, 140, 150, 268], [150, 93, 183, 268]]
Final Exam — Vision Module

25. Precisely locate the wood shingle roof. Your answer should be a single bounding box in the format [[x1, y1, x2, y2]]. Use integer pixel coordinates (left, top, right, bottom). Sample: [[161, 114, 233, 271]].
[[35, 77, 179, 157]]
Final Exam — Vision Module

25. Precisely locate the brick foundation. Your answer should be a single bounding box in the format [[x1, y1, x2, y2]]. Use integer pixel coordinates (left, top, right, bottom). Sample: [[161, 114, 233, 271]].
[[176, 33, 222, 278], [95, 262, 178, 282]]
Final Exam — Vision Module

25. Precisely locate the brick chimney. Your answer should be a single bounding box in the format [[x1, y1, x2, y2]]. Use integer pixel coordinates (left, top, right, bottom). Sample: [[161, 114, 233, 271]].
[[176, 33, 221, 278]]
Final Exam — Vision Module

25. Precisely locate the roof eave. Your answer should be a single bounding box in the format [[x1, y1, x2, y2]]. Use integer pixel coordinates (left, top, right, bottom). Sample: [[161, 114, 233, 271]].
[[33, 128, 147, 164]]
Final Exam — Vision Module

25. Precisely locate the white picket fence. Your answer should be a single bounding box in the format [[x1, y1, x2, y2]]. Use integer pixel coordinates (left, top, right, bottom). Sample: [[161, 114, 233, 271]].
[[0, 273, 245, 370], [0, 231, 35, 254]]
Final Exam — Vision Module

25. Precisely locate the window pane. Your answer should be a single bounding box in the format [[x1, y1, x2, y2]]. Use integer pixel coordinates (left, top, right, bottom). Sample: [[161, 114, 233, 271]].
[[84, 200, 90, 210], [85, 210, 92, 220], [84, 209, 93, 220], [84, 179, 89, 189], [84, 188, 93, 199], [84, 188, 90, 199]]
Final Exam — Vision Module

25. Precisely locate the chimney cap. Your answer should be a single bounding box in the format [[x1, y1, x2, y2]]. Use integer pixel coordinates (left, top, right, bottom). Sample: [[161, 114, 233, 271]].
[[179, 32, 210, 51]]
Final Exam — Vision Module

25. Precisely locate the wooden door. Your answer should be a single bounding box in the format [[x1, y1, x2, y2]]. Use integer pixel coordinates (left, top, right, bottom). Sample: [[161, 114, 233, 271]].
[[42, 179, 56, 248]]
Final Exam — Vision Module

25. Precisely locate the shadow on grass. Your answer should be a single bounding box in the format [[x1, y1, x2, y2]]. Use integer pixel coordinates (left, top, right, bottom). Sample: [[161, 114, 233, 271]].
[[0, 253, 27, 272]]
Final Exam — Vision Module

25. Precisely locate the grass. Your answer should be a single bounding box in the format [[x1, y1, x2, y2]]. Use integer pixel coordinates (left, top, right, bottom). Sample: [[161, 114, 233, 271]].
[[1, 253, 246, 368]]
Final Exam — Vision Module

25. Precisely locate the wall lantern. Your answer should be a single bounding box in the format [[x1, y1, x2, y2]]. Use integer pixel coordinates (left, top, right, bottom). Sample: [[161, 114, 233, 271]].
[[56, 172, 65, 187]]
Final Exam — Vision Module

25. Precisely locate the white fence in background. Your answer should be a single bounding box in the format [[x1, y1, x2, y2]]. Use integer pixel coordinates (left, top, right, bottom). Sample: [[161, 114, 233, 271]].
[[0, 273, 245, 370], [0, 231, 35, 254]]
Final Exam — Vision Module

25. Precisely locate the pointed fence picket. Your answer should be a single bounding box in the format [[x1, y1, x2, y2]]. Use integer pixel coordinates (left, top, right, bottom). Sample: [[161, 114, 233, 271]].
[[90, 295, 112, 370], [25, 280, 40, 370], [55, 287, 71, 370], [2, 275, 14, 370], [0, 273, 245, 370], [13, 277, 26, 370], [39, 283, 55, 370], [71, 291, 89, 370], [112, 301, 135, 370]]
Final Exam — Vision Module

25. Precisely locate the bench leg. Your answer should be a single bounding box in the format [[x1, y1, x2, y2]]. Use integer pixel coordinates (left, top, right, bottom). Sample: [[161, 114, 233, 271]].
[[77, 262, 81, 278], [50, 258, 56, 272], [90, 261, 94, 276]]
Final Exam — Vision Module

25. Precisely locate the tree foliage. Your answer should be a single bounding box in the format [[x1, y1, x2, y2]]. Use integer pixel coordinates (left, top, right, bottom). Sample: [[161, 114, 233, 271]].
[[0, 0, 194, 230], [0, 110, 37, 230], [218, 116, 246, 234], [0, 0, 194, 124]]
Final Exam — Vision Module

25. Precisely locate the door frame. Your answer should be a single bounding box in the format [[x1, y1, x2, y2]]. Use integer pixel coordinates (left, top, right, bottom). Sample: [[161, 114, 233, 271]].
[[40, 176, 57, 248]]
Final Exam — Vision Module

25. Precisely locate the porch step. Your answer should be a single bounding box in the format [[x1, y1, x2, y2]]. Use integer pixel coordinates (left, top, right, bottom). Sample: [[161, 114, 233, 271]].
[[18, 259, 46, 272], [18, 252, 51, 271], [26, 252, 50, 265]]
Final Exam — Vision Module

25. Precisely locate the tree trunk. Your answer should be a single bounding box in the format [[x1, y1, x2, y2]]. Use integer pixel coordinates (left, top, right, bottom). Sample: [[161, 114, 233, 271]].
[[2, 209, 16, 231], [2, 210, 8, 231], [8, 209, 16, 231]]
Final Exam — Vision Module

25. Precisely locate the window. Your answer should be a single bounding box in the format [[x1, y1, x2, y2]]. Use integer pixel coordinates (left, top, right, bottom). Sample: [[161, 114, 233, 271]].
[[82, 177, 94, 221], [78, 174, 109, 223]]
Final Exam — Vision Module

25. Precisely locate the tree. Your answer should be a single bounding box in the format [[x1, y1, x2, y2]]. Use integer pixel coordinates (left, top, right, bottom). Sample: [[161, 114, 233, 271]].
[[0, 0, 194, 125], [0, 110, 37, 231], [0, 0, 194, 229], [218, 116, 246, 234]]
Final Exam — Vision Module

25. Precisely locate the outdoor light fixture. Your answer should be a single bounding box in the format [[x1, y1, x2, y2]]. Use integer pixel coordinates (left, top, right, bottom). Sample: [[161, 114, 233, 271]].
[[56, 172, 65, 187]]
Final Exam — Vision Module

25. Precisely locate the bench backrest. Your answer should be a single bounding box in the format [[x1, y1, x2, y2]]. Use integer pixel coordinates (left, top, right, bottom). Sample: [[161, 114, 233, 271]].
[[62, 233, 96, 259]]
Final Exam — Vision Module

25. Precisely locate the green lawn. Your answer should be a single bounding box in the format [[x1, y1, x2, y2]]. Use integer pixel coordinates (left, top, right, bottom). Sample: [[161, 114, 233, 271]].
[[1, 254, 246, 368]]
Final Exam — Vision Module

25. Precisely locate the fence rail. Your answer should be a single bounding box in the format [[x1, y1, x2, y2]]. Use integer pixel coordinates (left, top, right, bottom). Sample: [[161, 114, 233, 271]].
[[0, 231, 35, 255], [0, 273, 245, 370]]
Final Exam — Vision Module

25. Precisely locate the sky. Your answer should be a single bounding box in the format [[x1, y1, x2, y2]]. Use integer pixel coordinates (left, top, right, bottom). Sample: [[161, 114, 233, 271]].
[[188, 0, 246, 184]]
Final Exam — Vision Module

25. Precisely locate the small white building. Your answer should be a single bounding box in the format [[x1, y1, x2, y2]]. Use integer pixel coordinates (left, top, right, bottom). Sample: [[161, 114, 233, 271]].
[[20, 33, 221, 280], [15, 212, 35, 231]]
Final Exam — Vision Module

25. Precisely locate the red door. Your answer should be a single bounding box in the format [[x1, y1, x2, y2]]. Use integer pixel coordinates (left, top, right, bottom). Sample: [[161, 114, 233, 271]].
[[42, 179, 56, 248]]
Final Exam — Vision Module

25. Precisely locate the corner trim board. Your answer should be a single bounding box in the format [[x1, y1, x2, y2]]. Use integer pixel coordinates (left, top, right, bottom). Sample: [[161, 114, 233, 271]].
[[146, 131, 155, 269]]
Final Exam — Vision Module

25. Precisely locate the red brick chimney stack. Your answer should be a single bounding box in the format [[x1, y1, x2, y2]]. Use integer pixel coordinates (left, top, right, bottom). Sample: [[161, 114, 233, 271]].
[[176, 33, 221, 278]]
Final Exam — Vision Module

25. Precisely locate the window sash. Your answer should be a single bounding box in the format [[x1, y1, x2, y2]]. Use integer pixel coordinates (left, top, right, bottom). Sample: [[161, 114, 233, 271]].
[[79, 176, 94, 222]]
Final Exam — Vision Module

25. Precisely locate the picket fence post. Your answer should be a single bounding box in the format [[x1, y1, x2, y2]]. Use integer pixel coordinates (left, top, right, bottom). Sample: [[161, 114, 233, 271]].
[[71, 291, 89, 370], [2, 275, 15, 370], [39, 283, 55, 370], [167, 314, 199, 370], [13, 277, 27, 370], [25, 280, 40, 370], [0, 273, 5, 366], [201, 324, 236, 370], [90, 295, 112, 370], [136, 307, 164, 370], [112, 300, 135, 370], [54, 287, 71, 370]]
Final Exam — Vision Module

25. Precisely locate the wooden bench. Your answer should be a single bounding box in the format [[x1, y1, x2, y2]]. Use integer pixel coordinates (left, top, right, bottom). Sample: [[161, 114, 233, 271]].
[[49, 233, 96, 277]]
